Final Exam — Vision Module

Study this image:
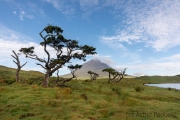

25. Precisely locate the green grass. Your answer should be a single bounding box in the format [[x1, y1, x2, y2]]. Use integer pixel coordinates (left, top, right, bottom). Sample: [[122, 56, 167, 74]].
[[0, 65, 44, 85], [1, 78, 180, 120], [1, 66, 180, 119]]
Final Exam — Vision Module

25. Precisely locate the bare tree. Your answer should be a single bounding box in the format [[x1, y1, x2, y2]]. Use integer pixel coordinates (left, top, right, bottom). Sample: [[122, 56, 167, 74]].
[[19, 25, 96, 87], [11, 50, 27, 82]]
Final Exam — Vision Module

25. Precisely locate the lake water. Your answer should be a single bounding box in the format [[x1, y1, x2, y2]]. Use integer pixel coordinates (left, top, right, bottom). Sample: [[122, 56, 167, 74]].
[[145, 83, 180, 90]]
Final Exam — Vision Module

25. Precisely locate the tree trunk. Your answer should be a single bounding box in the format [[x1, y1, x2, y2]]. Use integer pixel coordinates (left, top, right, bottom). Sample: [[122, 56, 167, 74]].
[[16, 69, 20, 82], [59, 77, 73, 87], [108, 73, 111, 82], [41, 73, 50, 87]]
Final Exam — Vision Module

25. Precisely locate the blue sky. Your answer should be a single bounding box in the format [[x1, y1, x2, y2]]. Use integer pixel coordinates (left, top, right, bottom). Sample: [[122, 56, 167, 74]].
[[1, 0, 180, 76]]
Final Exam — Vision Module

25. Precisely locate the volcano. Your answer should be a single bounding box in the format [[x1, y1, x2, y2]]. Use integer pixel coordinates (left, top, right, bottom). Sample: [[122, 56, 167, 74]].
[[62, 59, 110, 79]]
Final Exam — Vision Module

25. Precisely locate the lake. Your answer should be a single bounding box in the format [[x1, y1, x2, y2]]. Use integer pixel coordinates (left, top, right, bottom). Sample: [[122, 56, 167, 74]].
[[145, 83, 180, 90]]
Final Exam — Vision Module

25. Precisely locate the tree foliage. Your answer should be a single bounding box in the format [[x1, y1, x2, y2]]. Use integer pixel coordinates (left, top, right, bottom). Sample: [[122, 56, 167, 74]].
[[19, 25, 96, 87]]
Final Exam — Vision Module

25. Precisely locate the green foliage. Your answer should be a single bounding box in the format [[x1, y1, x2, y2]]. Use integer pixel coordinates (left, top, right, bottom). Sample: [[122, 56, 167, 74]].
[[4, 77, 16, 85], [27, 76, 44, 85], [134, 86, 144, 92], [44, 25, 63, 34], [19, 47, 34, 55], [102, 68, 115, 73]]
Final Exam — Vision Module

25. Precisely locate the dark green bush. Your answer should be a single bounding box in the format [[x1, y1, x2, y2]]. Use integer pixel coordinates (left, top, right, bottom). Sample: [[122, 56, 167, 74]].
[[134, 86, 144, 92], [4, 77, 16, 85]]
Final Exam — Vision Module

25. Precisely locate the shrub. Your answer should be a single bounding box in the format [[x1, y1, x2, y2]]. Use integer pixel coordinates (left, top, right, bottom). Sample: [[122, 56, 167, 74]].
[[4, 77, 16, 85], [134, 86, 144, 92], [27, 76, 44, 85], [80, 94, 88, 100]]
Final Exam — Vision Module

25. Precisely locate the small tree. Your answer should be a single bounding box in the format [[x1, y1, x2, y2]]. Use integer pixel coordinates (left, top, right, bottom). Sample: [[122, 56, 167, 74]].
[[59, 64, 82, 87], [112, 68, 127, 82], [19, 25, 96, 87], [102, 68, 127, 83], [11, 50, 27, 82], [87, 71, 99, 81], [102, 68, 115, 82]]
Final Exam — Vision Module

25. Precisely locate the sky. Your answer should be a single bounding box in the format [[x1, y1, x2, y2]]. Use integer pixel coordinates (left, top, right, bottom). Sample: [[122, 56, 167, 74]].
[[1, 0, 180, 76]]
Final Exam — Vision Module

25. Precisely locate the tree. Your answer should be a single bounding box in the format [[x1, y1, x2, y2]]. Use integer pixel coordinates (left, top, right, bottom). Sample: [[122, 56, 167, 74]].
[[19, 25, 96, 87], [87, 71, 99, 81], [11, 50, 27, 82], [102, 68, 116, 82], [102, 68, 127, 83], [112, 68, 127, 82], [58, 64, 82, 87]]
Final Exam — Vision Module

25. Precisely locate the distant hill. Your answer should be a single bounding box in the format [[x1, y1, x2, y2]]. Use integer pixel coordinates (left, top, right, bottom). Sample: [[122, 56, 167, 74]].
[[62, 59, 111, 79]]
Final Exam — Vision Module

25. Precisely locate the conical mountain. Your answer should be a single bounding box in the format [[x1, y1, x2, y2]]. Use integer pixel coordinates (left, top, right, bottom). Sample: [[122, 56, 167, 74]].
[[62, 59, 110, 79]]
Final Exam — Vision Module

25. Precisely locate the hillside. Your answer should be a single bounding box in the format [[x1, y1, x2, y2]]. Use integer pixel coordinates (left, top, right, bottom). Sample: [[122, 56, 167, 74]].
[[0, 65, 44, 85]]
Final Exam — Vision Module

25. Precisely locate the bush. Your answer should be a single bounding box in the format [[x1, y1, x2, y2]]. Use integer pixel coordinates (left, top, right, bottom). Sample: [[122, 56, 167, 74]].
[[27, 76, 44, 85], [4, 77, 16, 85], [134, 86, 144, 92]]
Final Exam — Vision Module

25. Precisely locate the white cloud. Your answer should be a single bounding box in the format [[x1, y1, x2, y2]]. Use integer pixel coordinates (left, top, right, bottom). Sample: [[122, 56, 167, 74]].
[[44, 0, 76, 15], [19, 11, 25, 20], [93, 54, 116, 67], [18, 10, 34, 20], [100, 38, 127, 50], [79, 0, 99, 7], [44, 0, 62, 10], [134, 72, 145, 77], [100, 0, 180, 51]]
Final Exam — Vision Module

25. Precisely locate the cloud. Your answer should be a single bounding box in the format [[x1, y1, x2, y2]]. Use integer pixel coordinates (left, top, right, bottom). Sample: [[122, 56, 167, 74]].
[[79, 0, 99, 7], [44, 0, 76, 15], [120, 58, 180, 76], [43, 0, 100, 18], [134, 72, 145, 77], [19, 11, 25, 20], [136, 49, 142, 52], [0, 25, 53, 71], [18, 10, 34, 20], [93, 54, 116, 67], [100, 0, 180, 51], [44, 0, 62, 10]]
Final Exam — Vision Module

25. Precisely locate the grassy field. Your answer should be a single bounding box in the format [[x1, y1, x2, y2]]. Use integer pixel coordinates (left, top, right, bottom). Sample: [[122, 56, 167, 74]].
[[0, 66, 180, 120]]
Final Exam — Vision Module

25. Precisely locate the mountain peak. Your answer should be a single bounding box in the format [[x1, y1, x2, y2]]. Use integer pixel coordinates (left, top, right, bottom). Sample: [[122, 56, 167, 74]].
[[92, 58, 100, 61], [62, 59, 110, 78]]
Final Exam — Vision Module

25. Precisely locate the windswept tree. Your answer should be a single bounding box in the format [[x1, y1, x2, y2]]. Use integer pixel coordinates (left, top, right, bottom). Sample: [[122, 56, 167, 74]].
[[58, 64, 82, 87], [102, 68, 127, 83], [102, 68, 116, 82], [87, 71, 99, 81], [19, 25, 96, 87], [11, 50, 27, 82]]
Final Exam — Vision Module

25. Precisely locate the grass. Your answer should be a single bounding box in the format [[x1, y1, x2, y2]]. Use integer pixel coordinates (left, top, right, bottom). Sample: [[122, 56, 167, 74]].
[[1, 66, 180, 119]]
